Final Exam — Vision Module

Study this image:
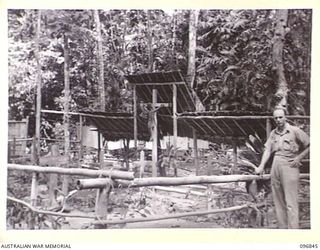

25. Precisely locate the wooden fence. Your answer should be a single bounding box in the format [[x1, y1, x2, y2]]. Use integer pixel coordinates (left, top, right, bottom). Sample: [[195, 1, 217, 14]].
[[7, 163, 310, 229]]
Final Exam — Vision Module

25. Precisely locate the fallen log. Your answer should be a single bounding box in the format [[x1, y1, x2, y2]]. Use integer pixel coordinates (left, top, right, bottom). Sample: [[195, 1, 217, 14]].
[[76, 173, 309, 190], [8, 164, 134, 180], [90, 203, 264, 226]]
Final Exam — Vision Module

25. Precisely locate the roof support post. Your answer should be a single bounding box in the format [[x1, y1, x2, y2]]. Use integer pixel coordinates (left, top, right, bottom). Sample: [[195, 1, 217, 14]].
[[232, 140, 238, 174], [152, 88, 158, 177], [193, 129, 199, 176], [78, 115, 83, 164], [133, 85, 138, 148], [173, 84, 178, 176]]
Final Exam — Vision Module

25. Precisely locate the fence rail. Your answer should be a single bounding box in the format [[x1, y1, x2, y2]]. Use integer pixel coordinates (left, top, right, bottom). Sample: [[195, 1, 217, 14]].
[[6, 163, 310, 229]]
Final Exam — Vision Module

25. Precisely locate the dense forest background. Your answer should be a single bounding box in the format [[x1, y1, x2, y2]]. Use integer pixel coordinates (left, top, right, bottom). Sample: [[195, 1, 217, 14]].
[[8, 9, 312, 136]]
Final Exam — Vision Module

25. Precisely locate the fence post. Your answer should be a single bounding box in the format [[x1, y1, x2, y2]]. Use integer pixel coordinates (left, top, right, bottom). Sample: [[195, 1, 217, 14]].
[[29, 136, 38, 229], [30, 136, 39, 205], [12, 137, 16, 163], [94, 181, 112, 229], [49, 144, 59, 207], [30, 136, 39, 206], [78, 115, 83, 165]]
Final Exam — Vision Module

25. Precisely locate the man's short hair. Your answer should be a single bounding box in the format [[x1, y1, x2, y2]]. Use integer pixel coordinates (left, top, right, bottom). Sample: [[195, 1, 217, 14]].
[[273, 106, 287, 115]]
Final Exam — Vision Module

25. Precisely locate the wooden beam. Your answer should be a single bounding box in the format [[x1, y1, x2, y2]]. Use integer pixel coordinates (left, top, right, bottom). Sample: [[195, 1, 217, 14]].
[[8, 138, 33, 142], [8, 164, 135, 180], [76, 174, 310, 189], [144, 103, 172, 108], [193, 129, 199, 176], [179, 115, 309, 120], [232, 140, 237, 174], [94, 180, 113, 229], [172, 84, 178, 176], [40, 138, 80, 143], [30, 173, 38, 206], [35, 10, 42, 166], [78, 115, 83, 162], [128, 81, 185, 86], [133, 85, 138, 147], [41, 109, 133, 119], [152, 88, 158, 177]]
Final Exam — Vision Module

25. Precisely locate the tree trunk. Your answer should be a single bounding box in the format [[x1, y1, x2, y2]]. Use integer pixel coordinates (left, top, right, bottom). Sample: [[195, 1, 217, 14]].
[[272, 9, 289, 110], [35, 10, 42, 164], [62, 34, 70, 195], [187, 10, 204, 112], [187, 10, 202, 174], [94, 10, 105, 111], [171, 11, 177, 68], [187, 10, 199, 89], [147, 10, 153, 72]]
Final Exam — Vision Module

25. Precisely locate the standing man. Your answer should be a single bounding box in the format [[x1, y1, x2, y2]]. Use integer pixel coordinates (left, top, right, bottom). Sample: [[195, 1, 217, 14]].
[[255, 108, 309, 229]]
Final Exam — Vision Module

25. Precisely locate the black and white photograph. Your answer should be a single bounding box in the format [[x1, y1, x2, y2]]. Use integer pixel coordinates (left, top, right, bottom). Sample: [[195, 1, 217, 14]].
[[4, 6, 314, 234]]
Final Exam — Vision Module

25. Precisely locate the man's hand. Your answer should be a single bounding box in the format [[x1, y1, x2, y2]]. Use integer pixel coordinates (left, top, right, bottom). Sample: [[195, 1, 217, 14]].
[[289, 157, 302, 168]]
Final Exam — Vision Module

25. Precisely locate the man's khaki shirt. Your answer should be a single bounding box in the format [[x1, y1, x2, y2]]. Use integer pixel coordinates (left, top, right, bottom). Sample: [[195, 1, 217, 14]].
[[265, 123, 309, 159]]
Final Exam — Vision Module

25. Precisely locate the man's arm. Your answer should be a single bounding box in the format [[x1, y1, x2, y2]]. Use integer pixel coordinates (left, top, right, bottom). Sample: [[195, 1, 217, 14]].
[[289, 145, 309, 168], [290, 126, 310, 168], [255, 147, 272, 174]]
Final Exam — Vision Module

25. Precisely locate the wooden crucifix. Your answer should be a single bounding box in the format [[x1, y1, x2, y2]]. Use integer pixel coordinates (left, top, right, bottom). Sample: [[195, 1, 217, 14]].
[[139, 89, 172, 177]]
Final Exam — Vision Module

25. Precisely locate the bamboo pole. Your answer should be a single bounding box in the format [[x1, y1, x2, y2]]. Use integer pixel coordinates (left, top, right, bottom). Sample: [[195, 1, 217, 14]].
[[133, 85, 138, 147], [40, 138, 80, 143], [129, 81, 185, 86], [173, 84, 178, 177], [178, 115, 310, 120], [78, 115, 83, 162], [193, 129, 199, 176], [41, 109, 133, 119], [30, 136, 38, 207], [152, 88, 158, 177], [8, 164, 135, 180], [12, 137, 16, 161], [35, 10, 42, 165], [76, 174, 309, 190], [30, 173, 38, 206], [8, 138, 33, 142], [91, 203, 263, 226]]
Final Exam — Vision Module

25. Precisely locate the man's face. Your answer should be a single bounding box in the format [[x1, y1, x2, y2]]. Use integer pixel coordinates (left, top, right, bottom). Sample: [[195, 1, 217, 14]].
[[273, 109, 286, 128]]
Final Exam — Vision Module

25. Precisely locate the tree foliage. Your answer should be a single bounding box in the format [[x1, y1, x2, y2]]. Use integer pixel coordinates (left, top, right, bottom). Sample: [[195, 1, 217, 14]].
[[8, 9, 311, 128]]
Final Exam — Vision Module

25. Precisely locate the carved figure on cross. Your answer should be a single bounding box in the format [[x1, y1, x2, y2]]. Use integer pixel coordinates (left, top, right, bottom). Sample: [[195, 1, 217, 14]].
[[139, 101, 171, 141]]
